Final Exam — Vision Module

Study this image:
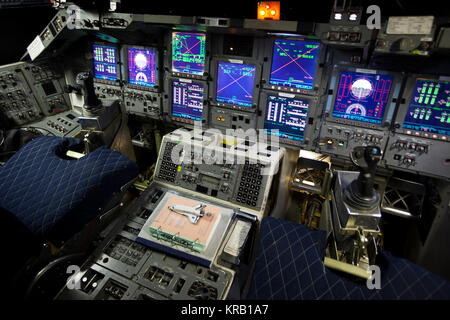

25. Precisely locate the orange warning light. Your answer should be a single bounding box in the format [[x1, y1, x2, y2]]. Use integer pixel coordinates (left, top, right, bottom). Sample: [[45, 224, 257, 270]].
[[257, 1, 280, 20]]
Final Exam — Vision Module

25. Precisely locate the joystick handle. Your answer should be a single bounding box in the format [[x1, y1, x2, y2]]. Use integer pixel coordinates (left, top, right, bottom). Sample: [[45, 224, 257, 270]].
[[350, 145, 381, 199], [76, 72, 101, 111]]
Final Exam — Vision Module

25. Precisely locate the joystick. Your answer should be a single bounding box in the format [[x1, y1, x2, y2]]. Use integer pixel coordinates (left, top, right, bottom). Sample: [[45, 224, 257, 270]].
[[344, 145, 382, 210], [76, 72, 103, 116], [74, 71, 121, 149], [326, 145, 383, 277]]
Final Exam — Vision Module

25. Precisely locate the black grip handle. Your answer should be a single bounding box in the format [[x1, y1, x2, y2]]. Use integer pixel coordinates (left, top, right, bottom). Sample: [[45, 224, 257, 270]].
[[350, 146, 381, 199], [76, 72, 101, 109]]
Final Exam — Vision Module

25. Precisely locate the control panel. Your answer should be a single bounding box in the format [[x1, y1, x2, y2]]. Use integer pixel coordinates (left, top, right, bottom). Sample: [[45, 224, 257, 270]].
[[22, 59, 71, 116], [24, 110, 81, 137], [209, 106, 258, 131], [386, 74, 450, 179], [4, 9, 446, 184], [57, 184, 235, 300], [316, 22, 373, 48], [154, 128, 284, 218], [384, 134, 450, 179], [319, 65, 402, 159], [375, 17, 435, 56], [122, 45, 162, 119], [0, 62, 43, 125], [124, 89, 161, 119], [317, 123, 389, 159]]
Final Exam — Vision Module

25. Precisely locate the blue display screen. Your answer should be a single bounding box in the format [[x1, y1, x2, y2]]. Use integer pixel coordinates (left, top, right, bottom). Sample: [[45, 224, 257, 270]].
[[172, 32, 206, 75], [216, 62, 256, 107], [128, 47, 157, 87], [402, 79, 450, 136], [269, 39, 320, 90], [264, 95, 310, 142], [93, 44, 118, 81], [171, 80, 204, 121], [332, 71, 393, 124]]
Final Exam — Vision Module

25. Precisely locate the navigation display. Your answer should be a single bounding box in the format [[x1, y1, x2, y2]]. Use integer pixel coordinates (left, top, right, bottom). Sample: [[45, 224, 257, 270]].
[[332, 70, 393, 125], [128, 47, 157, 87], [172, 32, 206, 76], [216, 62, 256, 107], [269, 39, 320, 91]]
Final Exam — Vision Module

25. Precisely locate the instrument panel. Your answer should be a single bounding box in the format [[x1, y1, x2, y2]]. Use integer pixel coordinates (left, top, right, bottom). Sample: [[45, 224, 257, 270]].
[[1, 13, 450, 181], [154, 128, 284, 218], [72, 30, 450, 180], [385, 74, 450, 179]]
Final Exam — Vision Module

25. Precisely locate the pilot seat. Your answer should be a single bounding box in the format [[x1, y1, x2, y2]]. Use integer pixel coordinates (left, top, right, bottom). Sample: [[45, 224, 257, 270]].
[[0, 136, 138, 298]]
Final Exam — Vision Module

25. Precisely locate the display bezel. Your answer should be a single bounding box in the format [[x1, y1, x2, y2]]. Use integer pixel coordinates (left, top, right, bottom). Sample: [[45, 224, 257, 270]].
[[122, 45, 160, 91], [325, 65, 402, 130], [394, 73, 450, 141], [257, 90, 316, 148], [261, 37, 325, 96], [169, 31, 209, 80], [209, 57, 262, 112], [167, 77, 209, 127], [92, 42, 121, 85]]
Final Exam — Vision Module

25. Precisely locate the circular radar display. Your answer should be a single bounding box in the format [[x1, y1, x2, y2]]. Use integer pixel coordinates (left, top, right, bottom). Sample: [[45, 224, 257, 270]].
[[351, 78, 373, 99], [346, 103, 366, 116]]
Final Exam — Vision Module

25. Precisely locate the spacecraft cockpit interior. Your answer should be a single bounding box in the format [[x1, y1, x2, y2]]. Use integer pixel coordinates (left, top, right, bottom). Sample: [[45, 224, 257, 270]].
[[0, 0, 450, 304]]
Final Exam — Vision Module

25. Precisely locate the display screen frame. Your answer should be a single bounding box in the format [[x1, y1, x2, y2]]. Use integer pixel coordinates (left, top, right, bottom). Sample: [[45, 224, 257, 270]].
[[257, 91, 316, 148], [394, 74, 450, 141], [92, 42, 120, 83], [124, 45, 160, 90], [331, 70, 393, 125], [170, 31, 208, 79], [261, 37, 325, 95], [167, 77, 209, 126], [326, 65, 402, 130], [209, 57, 262, 112]]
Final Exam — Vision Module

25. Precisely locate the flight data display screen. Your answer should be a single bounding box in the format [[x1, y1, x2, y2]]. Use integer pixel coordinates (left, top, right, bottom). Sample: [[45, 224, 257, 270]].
[[332, 71, 393, 124], [402, 79, 450, 136], [172, 32, 206, 75], [171, 80, 204, 121], [93, 44, 118, 81], [216, 62, 256, 107], [269, 39, 320, 90], [264, 95, 310, 142], [128, 47, 157, 87]]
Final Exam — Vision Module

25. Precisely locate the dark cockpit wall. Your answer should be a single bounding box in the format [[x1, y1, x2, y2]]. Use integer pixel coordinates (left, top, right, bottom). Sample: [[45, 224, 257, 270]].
[[0, 0, 450, 303]]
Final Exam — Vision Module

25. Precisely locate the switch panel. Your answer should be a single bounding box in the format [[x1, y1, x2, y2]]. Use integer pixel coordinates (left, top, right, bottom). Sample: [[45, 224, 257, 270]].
[[384, 134, 450, 179], [124, 87, 161, 119], [21, 60, 71, 116], [0, 62, 43, 125], [210, 106, 257, 132], [317, 123, 388, 159]]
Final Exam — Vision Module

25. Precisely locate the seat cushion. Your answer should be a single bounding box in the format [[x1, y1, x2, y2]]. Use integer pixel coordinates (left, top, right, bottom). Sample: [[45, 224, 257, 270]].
[[0, 136, 138, 242], [247, 216, 450, 300]]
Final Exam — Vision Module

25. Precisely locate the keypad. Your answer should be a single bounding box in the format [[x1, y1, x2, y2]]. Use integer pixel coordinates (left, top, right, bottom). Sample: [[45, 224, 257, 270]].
[[234, 160, 265, 207], [157, 142, 178, 183]]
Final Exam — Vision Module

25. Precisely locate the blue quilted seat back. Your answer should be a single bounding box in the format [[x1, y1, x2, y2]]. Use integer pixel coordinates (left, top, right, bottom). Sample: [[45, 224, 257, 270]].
[[0, 136, 138, 242], [247, 216, 450, 300]]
